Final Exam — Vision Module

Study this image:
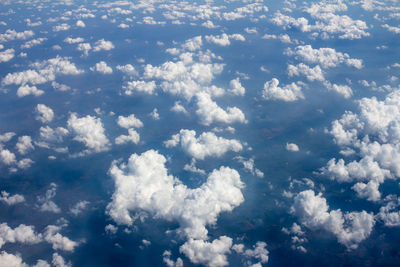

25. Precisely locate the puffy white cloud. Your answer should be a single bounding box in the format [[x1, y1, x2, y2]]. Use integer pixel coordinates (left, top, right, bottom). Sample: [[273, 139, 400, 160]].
[[0, 251, 28, 267], [162, 250, 183, 267], [115, 128, 140, 145], [181, 36, 202, 51], [44, 225, 78, 251], [205, 33, 231, 46], [377, 196, 400, 227], [70, 200, 89, 215], [195, 92, 246, 126], [235, 157, 264, 178], [117, 114, 143, 129], [0, 29, 34, 43], [67, 113, 111, 154], [382, 24, 400, 34], [116, 64, 138, 77], [17, 158, 34, 169], [20, 37, 47, 49], [272, 3, 369, 40], [76, 20, 86, 27], [123, 80, 156, 95], [17, 85, 44, 98], [144, 60, 224, 100], [179, 236, 232, 267], [35, 104, 54, 123], [229, 78, 245, 96], [292, 190, 375, 250], [37, 183, 61, 213], [0, 149, 16, 165], [286, 143, 299, 152], [2, 56, 83, 86], [0, 223, 42, 248], [93, 39, 115, 52], [106, 150, 244, 240], [52, 253, 71, 267], [321, 90, 400, 201], [171, 101, 188, 114], [53, 23, 71, 32], [16, 136, 34, 155], [64, 37, 84, 44], [91, 61, 113, 74], [164, 129, 243, 160], [288, 63, 325, 82], [232, 241, 269, 266], [0, 191, 25, 205], [324, 81, 353, 99], [0, 48, 14, 62], [0, 132, 15, 143], [285, 45, 363, 69], [262, 78, 304, 102], [77, 42, 91, 56], [52, 82, 71, 91], [150, 108, 160, 120]]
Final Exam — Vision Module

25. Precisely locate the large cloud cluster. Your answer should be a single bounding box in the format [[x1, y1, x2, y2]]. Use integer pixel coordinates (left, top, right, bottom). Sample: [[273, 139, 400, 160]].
[[321, 91, 400, 202], [292, 190, 375, 250]]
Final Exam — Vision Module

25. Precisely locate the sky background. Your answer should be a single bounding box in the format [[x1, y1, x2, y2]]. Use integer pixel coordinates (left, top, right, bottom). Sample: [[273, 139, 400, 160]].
[[0, 0, 400, 266]]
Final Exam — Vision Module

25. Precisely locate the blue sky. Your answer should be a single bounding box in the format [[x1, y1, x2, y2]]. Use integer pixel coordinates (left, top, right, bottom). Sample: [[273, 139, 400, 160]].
[[0, 0, 400, 266]]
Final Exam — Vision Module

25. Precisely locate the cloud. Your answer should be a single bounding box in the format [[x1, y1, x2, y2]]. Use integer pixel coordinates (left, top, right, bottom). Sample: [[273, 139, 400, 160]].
[[106, 150, 244, 240], [20, 37, 47, 49], [0, 132, 15, 143], [0, 223, 42, 248], [171, 101, 188, 114], [116, 64, 138, 77], [52, 253, 71, 267], [229, 78, 245, 96], [2, 56, 83, 86], [122, 80, 156, 95], [0, 149, 16, 165], [235, 157, 264, 178], [232, 241, 269, 266], [35, 104, 54, 123], [37, 183, 61, 213], [292, 190, 375, 250], [0, 48, 14, 62], [0, 29, 34, 42], [17, 85, 44, 97], [195, 92, 246, 126], [115, 128, 140, 145], [382, 24, 400, 34], [179, 236, 232, 267], [16, 136, 34, 155], [164, 129, 243, 160], [91, 61, 113, 74], [285, 45, 363, 69], [93, 39, 115, 52], [262, 78, 304, 102], [286, 143, 299, 152], [205, 33, 231, 46], [288, 63, 325, 82], [150, 108, 160, 120], [0, 251, 28, 267], [64, 37, 84, 44], [321, 90, 400, 201], [0, 191, 25, 205], [67, 113, 111, 154], [377, 196, 400, 227], [70, 200, 90, 215], [117, 114, 143, 129], [53, 23, 71, 32], [76, 20, 86, 27], [44, 225, 78, 251], [143, 60, 225, 100]]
